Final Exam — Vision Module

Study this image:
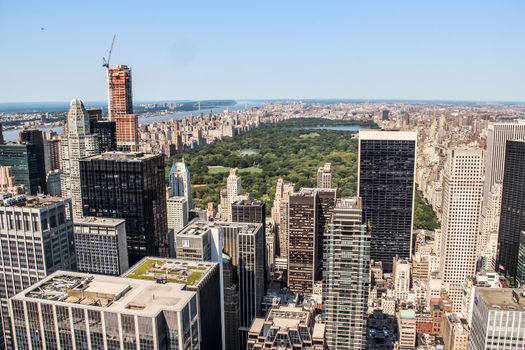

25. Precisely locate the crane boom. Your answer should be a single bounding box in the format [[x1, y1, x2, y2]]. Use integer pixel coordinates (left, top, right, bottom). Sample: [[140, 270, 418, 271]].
[[102, 34, 116, 68]]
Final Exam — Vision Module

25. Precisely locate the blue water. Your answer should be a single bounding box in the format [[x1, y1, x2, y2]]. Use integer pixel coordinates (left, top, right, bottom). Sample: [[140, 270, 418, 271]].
[[298, 125, 366, 132]]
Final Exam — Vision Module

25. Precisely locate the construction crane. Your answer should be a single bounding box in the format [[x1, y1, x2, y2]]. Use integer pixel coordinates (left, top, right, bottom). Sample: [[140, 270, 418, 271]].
[[103, 35, 116, 120], [102, 34, 116, 68]]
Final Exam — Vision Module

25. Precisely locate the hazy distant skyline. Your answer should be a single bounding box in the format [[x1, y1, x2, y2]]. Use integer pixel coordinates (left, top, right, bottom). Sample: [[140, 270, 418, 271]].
[[1, 1, 524, 103]]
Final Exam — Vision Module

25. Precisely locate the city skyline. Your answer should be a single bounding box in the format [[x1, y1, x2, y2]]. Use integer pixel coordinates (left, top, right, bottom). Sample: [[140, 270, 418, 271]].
[[1, 1, 524, 103]]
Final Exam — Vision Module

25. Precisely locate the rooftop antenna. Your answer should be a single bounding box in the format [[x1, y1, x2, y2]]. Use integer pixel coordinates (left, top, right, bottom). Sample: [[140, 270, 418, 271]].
[[102, 34, 117, 120]]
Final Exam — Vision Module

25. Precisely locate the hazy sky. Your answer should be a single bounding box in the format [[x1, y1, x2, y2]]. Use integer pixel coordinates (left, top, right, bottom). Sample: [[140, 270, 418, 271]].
[[1, 1, 524, 102]]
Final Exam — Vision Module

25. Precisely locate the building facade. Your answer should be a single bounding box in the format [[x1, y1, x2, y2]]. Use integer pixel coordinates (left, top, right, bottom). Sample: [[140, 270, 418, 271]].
[[169, 160, 193, 210], [317, 162, 332, 189], [167, 196, 188, 236], [79, 152, 168, 264], [497, 140, 525, 282], [0, 143, 46, 195], [439, 149, 484, 311], [0, 196, 76, 348], [358, 130, 417, 272], [323, 198, 370, 350], [61, 98, 100, 218], [74, 217, 128, 276]]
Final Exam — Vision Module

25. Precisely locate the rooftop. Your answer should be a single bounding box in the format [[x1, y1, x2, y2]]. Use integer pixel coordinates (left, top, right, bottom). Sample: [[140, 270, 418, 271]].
[[15, 271, 195, 316], [359, 129, 417, 141], [399, 309, 416, 319], [477, 287, 525, 311], [177, 221, 211, 237], [74, 216, 125, 228], [0, 194, 67, 208], [81, 151, 159, 162], [123, 257, 216, 287], [266, 304, 313, 329]]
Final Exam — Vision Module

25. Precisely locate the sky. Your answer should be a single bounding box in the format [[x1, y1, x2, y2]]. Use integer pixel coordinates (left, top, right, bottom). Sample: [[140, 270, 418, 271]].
[[0, 1, 524, 103]]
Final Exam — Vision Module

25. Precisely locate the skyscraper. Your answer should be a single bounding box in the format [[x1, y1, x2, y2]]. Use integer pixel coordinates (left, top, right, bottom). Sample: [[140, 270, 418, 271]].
[[358, 130, 417, 272], [287, 188, 318, 294], [108, 65, 138, 151], [497, 140, 525, 281], [61, 99, 100, 217], [315, 188, 337, 278], [0, 143, 46, 195], [0, 196, 76, 348], [323, 198, 370, 350], [271, 177, 294, 257], [79, 152, 168, 264], [18, 129, 46, 192], [440, 149, 483, 311], [167, 195, 188, 236], [90, 119, 117, 152], [317, 162, 333, 188], [0, 166, 24, 194], [169, 160, 193, 209]]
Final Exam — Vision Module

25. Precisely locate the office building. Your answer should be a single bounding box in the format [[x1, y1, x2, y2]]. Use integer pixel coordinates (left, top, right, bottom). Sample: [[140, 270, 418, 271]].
[[43, 135, 61, 173], [440, 149, 483, 311], [358, 130, 417, 272], [247, 304, 325, 350], [0, 143, 46, 195], [45, 169, 61, 196], [271, 177, 294, 257], [317, 162, 333, 188], [167, 195, 188, 236], [18, 129, 46, 192], [497, 140, 525, 281], [175, 221, 213, 261], [0, 165, 24, 194], [0, 196, 76, 348], [287, 188, 318, 294], [74, 217, 128, 276], [443, 314, 470, 350], [61, 98, 100, 217], [10, 270, 201, 350], [115, 113, 139, 151], [124, 257, 222, 350], [90, 119, 117, 152], [323, 198, 370, 350], [315, 188, 336, 278], [223, 254, 240, 350], [469, 287, 525, 349], [397, 309, 417, 349], [219, 168, 249, 220], [169, 160, 193, 210], [518, 231, 525, 286], [80, 152, 168, 264]]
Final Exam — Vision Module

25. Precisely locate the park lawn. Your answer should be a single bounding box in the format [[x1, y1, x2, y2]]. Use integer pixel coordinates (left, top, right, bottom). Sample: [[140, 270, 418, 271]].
[[207, 165, 230, 174]]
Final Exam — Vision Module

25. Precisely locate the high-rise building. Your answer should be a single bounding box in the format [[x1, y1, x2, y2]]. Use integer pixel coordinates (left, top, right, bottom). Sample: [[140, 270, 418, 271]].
[[393, 257, 411, 302], [497, 140, 525, 281], [0, 143, 46, 195], [397, 309, 417, 349], [108, 65, 138, 151], [247, 304, 325, 350], [219, 168, 248, 220], [74, 217, 128, 276], [175, 221, 213, 261], [10, 270, 202, 350], [0, 196, 76, 348], [79, 152, 168, 264], [45, 169, 62, 196], [315, 188, 336, 278], [0, 124, 3, 145], [323, 197, 370, 350], [108, 65, 133, 119], [271, 177, 294, 257], [124, 257, 222, 350], [0, 166, 24, 194], [317, 162, 333, 189], [469, 287, 525, 350], [169, 160, 193, 210], [287, 188, 318, 294], [167, 195, 188, 236], [440, 149, 484, 311], [90, 119, 117, 152], [18, 129, 46, 192], [43, 132, 61, 172], [61, 98, 100, 218], [358, 130, 417, 272], [518, 231, 525, 286], [223, 254, 240, 350]]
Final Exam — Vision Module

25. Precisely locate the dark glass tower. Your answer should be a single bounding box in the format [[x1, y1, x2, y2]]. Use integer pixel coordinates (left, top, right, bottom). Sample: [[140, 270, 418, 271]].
[[497, 140, 525, 281], [0, 143, 46, 195], [358, 130, 417, 273], [90, 120, 117, 152], [18, 129, 46, 193], [79, 152, 168, 264]]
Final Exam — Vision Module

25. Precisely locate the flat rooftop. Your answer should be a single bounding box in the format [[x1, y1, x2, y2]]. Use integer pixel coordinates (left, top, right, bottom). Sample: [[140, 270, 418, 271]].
[[478, 287, 525, 311], [15, 271, 195, 316], [74, 216, 125, 227], [0, 194, 67, 208], [177, 221, 211, 237], [123, 257, 216, 287], [359, 129, 417, 141], [266, 304, 313, 329], [81, 151, 159, 162]]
